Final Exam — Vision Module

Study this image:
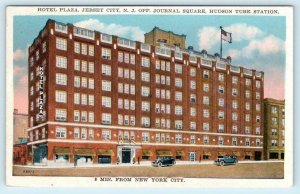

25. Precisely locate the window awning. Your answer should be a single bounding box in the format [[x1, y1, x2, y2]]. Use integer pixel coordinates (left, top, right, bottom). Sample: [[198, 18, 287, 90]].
[[203, 152, 211, 156], [142, 150, 153, 156], [218, 152, 227, 156], [54, 147, 71, 155], [156, 150, 173, 156], [232, 151, 241, 156], [245, 151, 253, 156], [97, 149, 115, 156], [176, 151, 185, 156], [74, 148, 95, 156]]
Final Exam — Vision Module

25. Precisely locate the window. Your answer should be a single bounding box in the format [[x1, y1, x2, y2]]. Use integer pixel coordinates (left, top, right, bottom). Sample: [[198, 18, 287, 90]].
[[256, 139, 261, 146], [55, 91, 67, 103], [271, 140, 278, 146], [232, 112, 238, 121], [87, 95, 94, 106], [102, 48, 111, 60], [190, 122, 196, 130], [175, 134, 182, 144], [203, 70, 209, 78], [55, 109, 67, 121], [102, 64, 111, 76], [219, 86, 224, 94], [175, 120, 183, 130], [141, 86, 150, 97], [102, 80, 111, 91], [130, 70, 135, 80], [102, 130, 111, 140], [155, 118, 160, 128], [232, 125, 238, 133], [190, 107, 196, 117], [256, 115, 261, 122], [81, 43, 87, 55], [232, 100, 238, 109], [89, 45, 94, 56], [85, 78, 93, 89], [74, 93, 80, 104], [203, 136, 209, 144], [203, 96, 209, 105], [232, 88, 238, 96], [141, 72, 150, 82], [74, 128, 80, 139], [203, 123, 209, 131], [155, 133, 160, 143], [56, 37, 67, 50], [271, 128, 277, 135], [130, 116, 135, 126], [118, 67, 123, 78], [218, 111, 224, 119], [124, 53, 130, 63], [218, 136, 224, 145], [245, 126, 251, 134], [130, 85, 135, 95], [88, 129, 94, 139], [118, 115, 123, 125], [190, 67, 196, 77], [218, 98, 224, 107], [81, 128, 87, 139], [130, 54, 135, 65], [203, 83, 209, 92], [245, 78, 251, 86], [175, 64, 182, 74], [142, 101, 150, 112], [232, 76, 238, 84], [256, 92, 261, 100], [218, 124, 224, 133], [232, 137, 237, 146], [161, 75, 165, 85], [124, 115, 129, 125], [256, 104, 261, 111], [81, 61, 87, 72], [124, 99, 130, 109], [175, 78, 182, 88], [56, 127, 66, 138], [166, 62, 170, 71], [74, 42, 80, 53], [166, 76, 170, 85], [56, 56, 67, 68], [245, 90, 251, 99], [124, 69, 129, 79], [124, 84, 129, 94], [175, 92, 182, 101], [190, 80, 196, 90], [81, 77, 87, 88], [102, 96, 111, 108], [256, 80, 261, 88], [245, 114, 251, 122], [81, 111, 87, 122], [203, 109, 209, 118], [102, 113, 111, 124], [190, 94, 196, 103], [256, 127, 261, 135], [142, 132, 149, 142], [74, 59, 80, 71], [74, 110, 80, 122], [118, 83, 123, 93], [271, 106, 278, 114], [175, 106, 182, 115], [141, 117, 150, 127], [245, 102, 251, 110], [245, 138, 250, 146], [272, 117, 278, 125], [141, 57, 150, 67], [42, 41, 46, 53], [74, 76, 80, 87], [155, 74, 160, 84], [218, 73, 224, 81], [118, 51, 123, 62]]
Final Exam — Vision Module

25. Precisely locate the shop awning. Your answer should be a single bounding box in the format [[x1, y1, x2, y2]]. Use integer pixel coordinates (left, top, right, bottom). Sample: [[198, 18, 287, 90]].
[[176, 151, 185, 156], [245, 151, 253, 156], [74, 148, 95, 156], [156, 150, 173, 157], [54, 147, 71, 155], [142, 150, 153, 157], [232, 151, 241, 156], [218, 152, 227, 156], [203, 152, 211, 156], [97, 149, 115, 156]]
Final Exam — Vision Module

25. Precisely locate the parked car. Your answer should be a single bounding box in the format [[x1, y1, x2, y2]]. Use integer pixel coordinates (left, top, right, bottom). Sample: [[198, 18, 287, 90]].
[[152, 157, 176, 167], [214, 155, 238, 166]]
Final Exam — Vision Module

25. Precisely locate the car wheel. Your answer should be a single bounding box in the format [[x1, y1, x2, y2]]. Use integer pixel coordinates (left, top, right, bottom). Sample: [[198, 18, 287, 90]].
[[220, 161, 225, 166], [158, 162, 162, 167]]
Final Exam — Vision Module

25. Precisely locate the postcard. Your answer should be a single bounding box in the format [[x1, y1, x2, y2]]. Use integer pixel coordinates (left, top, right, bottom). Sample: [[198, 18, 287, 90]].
[[6, 5, 293, 188]]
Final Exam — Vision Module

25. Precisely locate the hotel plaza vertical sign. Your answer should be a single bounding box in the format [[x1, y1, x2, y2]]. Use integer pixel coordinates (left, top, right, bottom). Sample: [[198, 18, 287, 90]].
[[38, 65, 45, 119]]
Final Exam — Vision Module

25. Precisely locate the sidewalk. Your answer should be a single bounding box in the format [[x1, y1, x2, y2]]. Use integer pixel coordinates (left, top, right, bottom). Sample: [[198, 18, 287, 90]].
[[14, 160, 283, 169]]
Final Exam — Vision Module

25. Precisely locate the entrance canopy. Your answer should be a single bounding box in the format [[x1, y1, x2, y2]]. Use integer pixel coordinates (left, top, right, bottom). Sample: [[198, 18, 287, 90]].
[[156, 150, 173, 157], [54, 147, 71, 155], [74, 148, 95, 156], [245, 151, 253, 156], [203, 152, 211, 156], [98, 149, 115, 156]]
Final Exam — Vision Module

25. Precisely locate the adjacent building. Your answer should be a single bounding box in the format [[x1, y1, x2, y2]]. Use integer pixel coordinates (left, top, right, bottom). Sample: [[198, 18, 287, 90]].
[[27, 19, 264, 166], [13, 109, 28, 144], [263, 98, 285, 160]]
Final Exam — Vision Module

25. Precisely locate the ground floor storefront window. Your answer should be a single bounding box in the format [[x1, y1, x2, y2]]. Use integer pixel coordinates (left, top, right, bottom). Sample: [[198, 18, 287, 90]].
[[269, 152, 279, 159], [55, 154, 69, 163], [33, 144, 47, 163], [98, 156, 111, 164]]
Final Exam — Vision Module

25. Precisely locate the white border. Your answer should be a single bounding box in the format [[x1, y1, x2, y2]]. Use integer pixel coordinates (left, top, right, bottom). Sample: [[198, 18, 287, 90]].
[[6, 5, 293, 188]]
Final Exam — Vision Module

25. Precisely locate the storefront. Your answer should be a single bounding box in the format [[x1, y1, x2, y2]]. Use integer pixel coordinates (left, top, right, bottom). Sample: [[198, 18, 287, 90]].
[[97, 149, 114, 164], [203, 152, 211, 160], [33, 144, 47, 164], [142, 150, 153, 160], [245, 151, 252, 160], [175, 151, 185, 160], [74, 148, 95, 165], [156, 150, 173, 159], [54, 147, 70, 163]]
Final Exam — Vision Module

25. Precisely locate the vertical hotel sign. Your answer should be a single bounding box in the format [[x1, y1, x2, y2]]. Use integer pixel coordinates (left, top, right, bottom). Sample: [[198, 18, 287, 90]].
[[38, 64, 45, 119]]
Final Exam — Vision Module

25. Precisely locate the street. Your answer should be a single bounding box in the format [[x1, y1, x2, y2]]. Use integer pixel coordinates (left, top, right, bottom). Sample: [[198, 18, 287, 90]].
[[13, 161, 284, 179]]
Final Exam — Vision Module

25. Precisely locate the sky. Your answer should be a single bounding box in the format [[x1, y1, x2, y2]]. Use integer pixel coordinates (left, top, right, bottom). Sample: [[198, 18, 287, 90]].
[[13, 15, 286, 114]]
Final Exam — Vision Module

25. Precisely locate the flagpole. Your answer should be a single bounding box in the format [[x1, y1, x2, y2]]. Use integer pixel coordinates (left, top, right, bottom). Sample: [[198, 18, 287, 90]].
[[220, 26, 223, 58]]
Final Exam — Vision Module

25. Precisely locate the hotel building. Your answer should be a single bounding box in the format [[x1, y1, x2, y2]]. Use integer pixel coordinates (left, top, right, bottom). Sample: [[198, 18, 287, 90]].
[[263, 98, 285, 160], [27, 19, 264, 165]]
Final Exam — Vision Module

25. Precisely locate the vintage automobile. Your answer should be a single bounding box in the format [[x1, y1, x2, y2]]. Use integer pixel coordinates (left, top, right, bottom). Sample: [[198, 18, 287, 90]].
[[214, 155, 238, 166], [152, 157, 176, 167]]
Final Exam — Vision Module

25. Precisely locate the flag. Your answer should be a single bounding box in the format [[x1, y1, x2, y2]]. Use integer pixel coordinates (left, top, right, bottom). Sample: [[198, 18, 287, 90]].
[[221, 29, 232, 43]]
